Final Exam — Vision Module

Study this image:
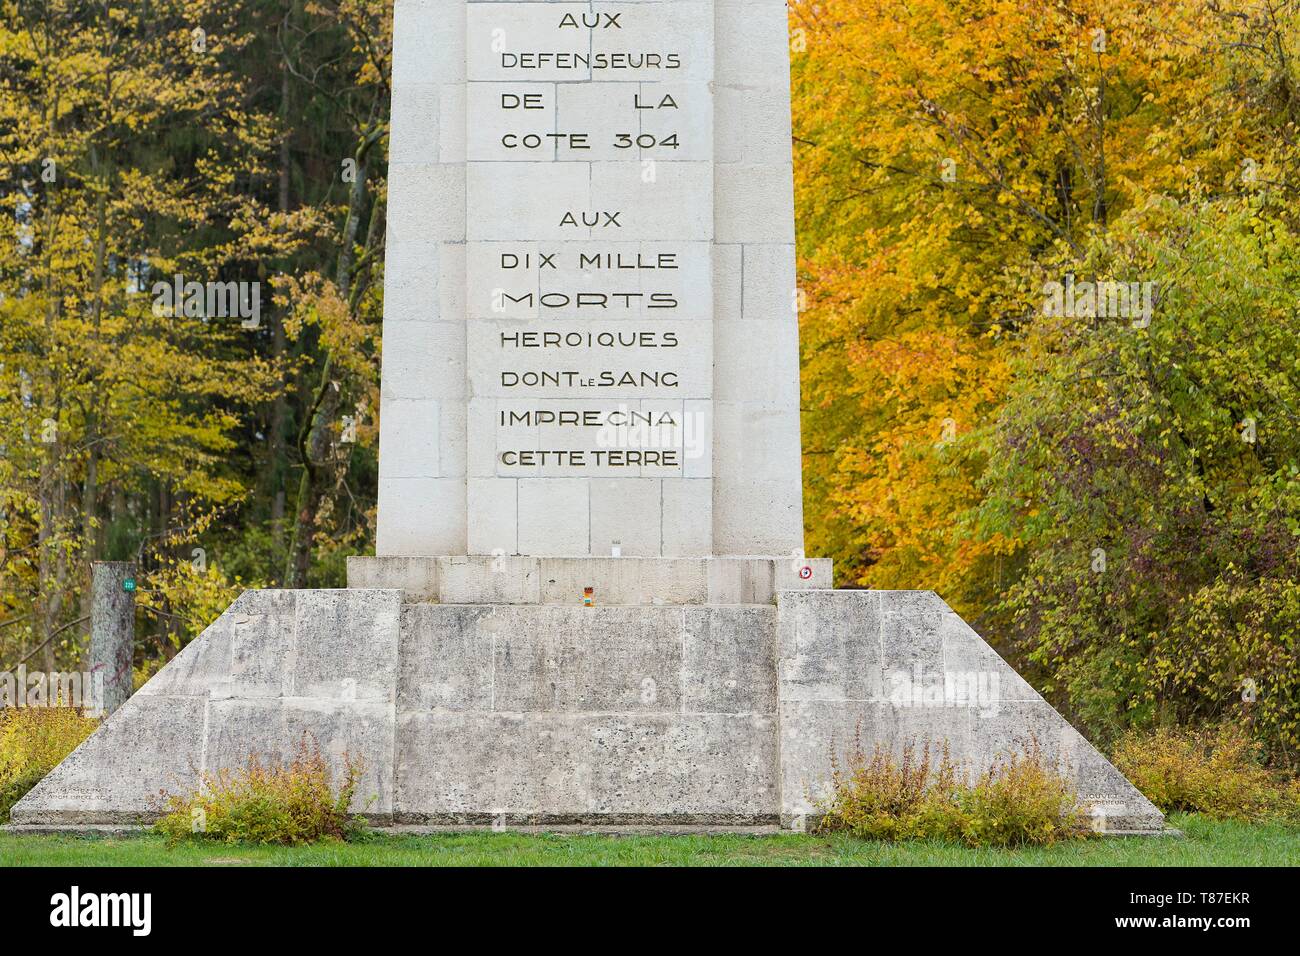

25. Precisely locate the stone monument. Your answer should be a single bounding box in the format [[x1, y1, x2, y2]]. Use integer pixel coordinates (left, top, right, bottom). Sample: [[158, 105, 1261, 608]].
[[10, 0, 1164, 833]]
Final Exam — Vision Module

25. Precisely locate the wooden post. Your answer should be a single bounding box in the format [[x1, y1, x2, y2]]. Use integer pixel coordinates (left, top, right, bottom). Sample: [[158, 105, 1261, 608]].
[[89, 561, 136, 716]]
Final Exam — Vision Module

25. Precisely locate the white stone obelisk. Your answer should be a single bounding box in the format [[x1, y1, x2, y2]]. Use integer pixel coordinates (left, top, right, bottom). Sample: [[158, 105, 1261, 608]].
[[377, 0, 804, 558]]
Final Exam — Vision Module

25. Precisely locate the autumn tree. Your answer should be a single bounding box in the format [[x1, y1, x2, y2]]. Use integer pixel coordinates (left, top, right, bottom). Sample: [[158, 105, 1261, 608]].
[[792, 0, 1300, 758]]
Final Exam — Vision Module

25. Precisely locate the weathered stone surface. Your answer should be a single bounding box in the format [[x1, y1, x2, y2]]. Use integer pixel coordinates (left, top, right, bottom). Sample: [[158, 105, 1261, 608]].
[[291, 589, 401, 702], [346, 556, 441, 601], [775, 590, 1165, 832], [488, 607, 686, 714], [205, 697, 396, 820], [10, 695, 206, 825], [227, 590, 298, 699], [683, 605, 777, 714], [12, 587, 1164, 833], [10, 589, 405, 827], [347, 554, 832, 605], [778, 589, 884, 702], [394, 712, 777, 823], [399, 604, 495, 712]]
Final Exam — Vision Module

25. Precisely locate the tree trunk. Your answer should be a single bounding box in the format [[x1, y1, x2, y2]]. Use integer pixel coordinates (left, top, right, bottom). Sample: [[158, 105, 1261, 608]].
[[89, 561, 135, 715]]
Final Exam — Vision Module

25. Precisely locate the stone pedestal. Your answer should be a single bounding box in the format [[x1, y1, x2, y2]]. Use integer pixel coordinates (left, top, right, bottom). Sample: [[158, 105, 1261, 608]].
[[346, 554, 832, 604], [11, 585, 1163, 833]]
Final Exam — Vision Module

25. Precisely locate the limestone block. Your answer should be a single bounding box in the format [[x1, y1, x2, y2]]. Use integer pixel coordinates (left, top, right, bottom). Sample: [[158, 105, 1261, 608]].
[[438, 82, 467, 163], [438, 399, 468, 479], [517, 478, 590, 554], [775, 590, 1166, 831], [778, 590, 884, 702], [228, 591, 299, 699], [715, 0, 792, 88], [393, 0, 467, 88], [381, 240, 444, 323], [205, 697, 396, 819], [486, 606, 684, 713], [398, 603, 495, 711], [771, 557, 834, 592], [291, 590, 402, 703], [714, 84, 792, 165], [378, 398, 441, 479], [682, 605, 777, 713], [538, 556, 708, 604], [346, 556, 441, 601], [389, 82, 442, 165], [681, 399, 713, 478], [713, 555, 834, 602], [741, 243, 797, 322], [661, 477, 713, 556], [394, 711, 777, 821], [712, 243, 743, 322], [589, 478, 663, 556], [715, 163, 795, 244], [712, 477, 805, 557], [381, 320, 466, 400], [439, 554, 541, 603], [377, 476, 468, 556], [712, 402, 804, 487], [135, 612, 235, 698], [347, 556, 833, 605], [386, 164, 466, 243], [466, 478, 520, 554], [713, 321, 800, 403]]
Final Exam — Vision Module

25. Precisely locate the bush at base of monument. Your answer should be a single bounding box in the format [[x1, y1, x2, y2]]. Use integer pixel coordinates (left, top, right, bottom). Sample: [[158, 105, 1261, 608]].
[[816, 735, 1090, 849], [154, 735, 369, 846], [0, 708, 100, 823], [1112, 725, 1300, 827]]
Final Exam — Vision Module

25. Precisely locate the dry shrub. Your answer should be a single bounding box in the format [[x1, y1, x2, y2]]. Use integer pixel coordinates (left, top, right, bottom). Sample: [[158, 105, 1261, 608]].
[[817, 729, 1089, 848], [154, 733, 367, 845], [0, 708, 99, 822], [1112, 724, 1300, 825]]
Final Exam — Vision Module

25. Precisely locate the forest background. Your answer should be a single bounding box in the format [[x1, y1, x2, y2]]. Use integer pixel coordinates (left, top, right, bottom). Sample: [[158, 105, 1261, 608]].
[[2, 0, 1296, 766]]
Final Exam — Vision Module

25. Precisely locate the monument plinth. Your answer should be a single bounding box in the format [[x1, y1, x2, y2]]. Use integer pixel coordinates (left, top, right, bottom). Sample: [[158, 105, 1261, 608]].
[[10, 0, 1164, 833]]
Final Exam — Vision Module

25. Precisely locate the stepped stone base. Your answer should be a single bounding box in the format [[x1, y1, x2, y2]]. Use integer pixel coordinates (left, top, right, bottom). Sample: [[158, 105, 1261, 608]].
[[9, 584, 1164, 833], [346, 555, 834, 605]]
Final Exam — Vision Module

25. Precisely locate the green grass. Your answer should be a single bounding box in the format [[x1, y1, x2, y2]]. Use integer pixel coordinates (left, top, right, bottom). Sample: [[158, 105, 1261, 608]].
[[1, 815, 1297, 866]]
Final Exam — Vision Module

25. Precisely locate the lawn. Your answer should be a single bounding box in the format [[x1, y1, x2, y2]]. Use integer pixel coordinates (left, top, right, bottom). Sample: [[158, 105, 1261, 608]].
[[1, 815, 1297, 866]]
